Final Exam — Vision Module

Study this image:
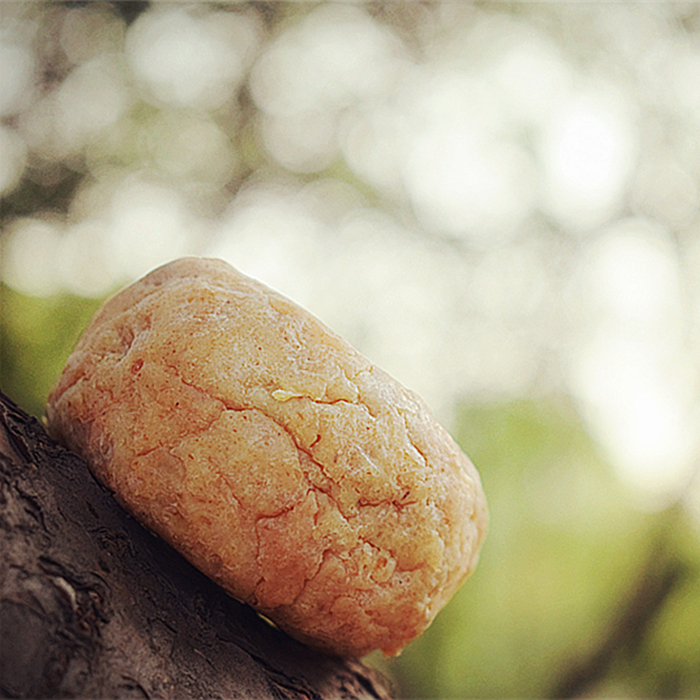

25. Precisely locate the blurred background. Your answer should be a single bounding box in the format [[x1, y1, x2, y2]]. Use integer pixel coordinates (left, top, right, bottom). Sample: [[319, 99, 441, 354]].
[[3, 1, 700, 697]]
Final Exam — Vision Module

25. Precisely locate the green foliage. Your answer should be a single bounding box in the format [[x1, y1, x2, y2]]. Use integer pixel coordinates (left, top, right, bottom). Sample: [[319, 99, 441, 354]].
[[384, 398, 698, 699], [0, 284, 103, 417]]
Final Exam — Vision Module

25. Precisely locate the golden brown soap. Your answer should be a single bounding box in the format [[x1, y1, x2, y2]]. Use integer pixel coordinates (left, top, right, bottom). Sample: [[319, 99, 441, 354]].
[[46, 257, 488, 658]]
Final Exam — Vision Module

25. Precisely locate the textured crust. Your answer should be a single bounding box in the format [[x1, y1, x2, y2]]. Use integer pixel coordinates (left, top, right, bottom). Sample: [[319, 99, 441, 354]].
[[46, 257, 488, 658]]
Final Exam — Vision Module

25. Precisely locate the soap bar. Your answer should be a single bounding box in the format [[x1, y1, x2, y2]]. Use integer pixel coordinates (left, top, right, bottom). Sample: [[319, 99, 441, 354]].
[[46, 257, 488, 658]]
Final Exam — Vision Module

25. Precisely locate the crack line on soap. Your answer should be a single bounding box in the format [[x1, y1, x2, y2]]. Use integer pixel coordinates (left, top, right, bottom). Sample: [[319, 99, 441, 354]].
[[169, 365, 436, 526], [103, 349, 444, 584], [160, 357, 438, 597]]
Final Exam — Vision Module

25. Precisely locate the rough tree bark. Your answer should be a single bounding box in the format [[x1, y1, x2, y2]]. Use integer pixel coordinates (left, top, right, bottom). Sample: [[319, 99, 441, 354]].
[[0, 390, 392, 699]]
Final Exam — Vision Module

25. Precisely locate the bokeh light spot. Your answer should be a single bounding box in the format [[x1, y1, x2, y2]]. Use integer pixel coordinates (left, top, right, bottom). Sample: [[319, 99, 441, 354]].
[[127, 8, 258, 110], [541, 86, 637, 231]]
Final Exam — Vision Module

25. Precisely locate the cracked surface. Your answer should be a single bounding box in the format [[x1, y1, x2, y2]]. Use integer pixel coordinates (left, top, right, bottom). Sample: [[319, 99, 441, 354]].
[[45, 257, 488, 658]]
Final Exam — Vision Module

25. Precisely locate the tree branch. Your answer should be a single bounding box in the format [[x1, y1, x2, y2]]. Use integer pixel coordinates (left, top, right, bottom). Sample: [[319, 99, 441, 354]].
[[550, 533, 687, 699], [0, 390, 391, 699]]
